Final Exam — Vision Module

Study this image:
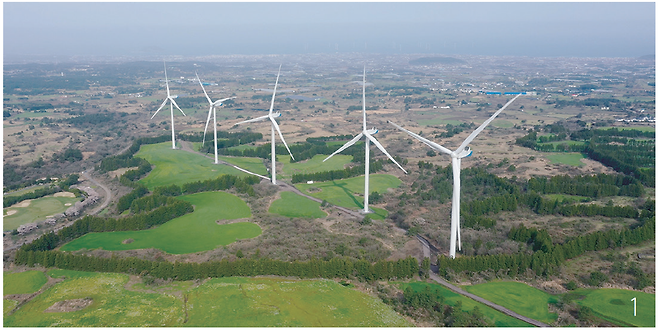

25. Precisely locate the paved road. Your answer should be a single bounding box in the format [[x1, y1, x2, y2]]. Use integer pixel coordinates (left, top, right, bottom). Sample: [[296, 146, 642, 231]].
[[80, 169, 112, 216]]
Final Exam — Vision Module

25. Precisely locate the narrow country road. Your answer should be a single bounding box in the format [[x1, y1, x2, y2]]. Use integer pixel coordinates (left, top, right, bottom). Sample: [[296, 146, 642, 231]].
[[415, 237, 549, 327], [80, 169, 111, 215]]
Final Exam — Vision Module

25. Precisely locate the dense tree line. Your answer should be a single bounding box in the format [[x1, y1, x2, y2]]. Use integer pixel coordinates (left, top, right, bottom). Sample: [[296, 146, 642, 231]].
[[116, 185, 149, 213], [306, 135, 354, 143], [14, 246, 419, 282], [62, 113, 114, 126], [3, 185, 61, 208], [97, 135, 170, 173], [52, 148, 83, 162], [118, 158, 152, 188], [154, 174, 260, 197], [438, 213, 654, 277], [528, 174, 644, 197], [291, 160, 384, 183]]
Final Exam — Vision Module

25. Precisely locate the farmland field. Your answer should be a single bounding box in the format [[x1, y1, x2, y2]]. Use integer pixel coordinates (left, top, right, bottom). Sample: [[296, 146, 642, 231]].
[[3, 270, 48, 295], [295, 174, 402, 220], [3, 195, 81, 231], [575, 288, 655, 327], [278, 154, 352, 177], [464, 281, 558, 324], [545, 153, 585, 166], [399, 282, 532, 327], [134, 142, 246, 189], [60, 191, 259, 254], [269, 191, 327, 218], [186, 277, 411, 327], [217, 155, 269, 176], [5, 270, 411, 327]]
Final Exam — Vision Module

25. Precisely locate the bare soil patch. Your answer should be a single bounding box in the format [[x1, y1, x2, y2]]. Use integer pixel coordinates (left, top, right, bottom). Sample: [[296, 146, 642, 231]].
[[54, 192, 76, 198], [108, 167, 138, 179], [45, 298, 93, 313], [122, 238, 134, 244], [215, 218, 252, 225]]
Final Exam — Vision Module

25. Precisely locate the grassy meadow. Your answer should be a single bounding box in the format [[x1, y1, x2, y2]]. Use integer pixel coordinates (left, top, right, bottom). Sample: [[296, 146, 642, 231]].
[[278, 154, 353, 177], [399, 282, 532, 327], [3, 195, 81, 231], [464, 281, 559, 324], [269, 191, 327, 218], [134, 142, 246, 189], [217, 155, 269, 176], [545, 153, 585, 166], [575, 288, 655, 327], [60, 191, 260, 254], [295, 174, 402, 220], [3, 270, 48, 295], [5, 270, 411, 327]]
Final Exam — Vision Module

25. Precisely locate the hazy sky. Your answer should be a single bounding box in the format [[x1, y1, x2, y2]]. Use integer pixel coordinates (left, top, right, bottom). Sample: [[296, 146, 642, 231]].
[[3, 2, 655, 60]]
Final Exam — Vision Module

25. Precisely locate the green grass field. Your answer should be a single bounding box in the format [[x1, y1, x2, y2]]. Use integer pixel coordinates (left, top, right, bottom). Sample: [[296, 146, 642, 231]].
[[545, 153, 585, 166], [278, 154, 352, 177], [295, 174, 402, 220], [399, 282, 532, 327], [134, 142, 247, 189], [3, 195, 81, 231], [269, 191, 327, 218], [4, 185, 42, 197], [464, 281, 558, 324], [4, 270, 183, 327], [60, 191, 260, 254], [543, 194, 590, 203], [217, 155, 269, 176], [538, 140, 586, 147], [186, 277, 411, 327], [5, 270, 411, 327], [3, 270, 48, 295], [575, 288, 655, 327], [4, 299, 19, 315], [598, 126, 655, 132], [491, 119, 514, 128]]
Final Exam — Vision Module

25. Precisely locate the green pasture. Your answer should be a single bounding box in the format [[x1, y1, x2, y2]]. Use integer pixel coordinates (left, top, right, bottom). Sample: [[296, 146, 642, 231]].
[[269, 191, 327, 218], [399, 282, 532, 327], [4, 270, 183, 327], [278, 154, 352, 177], [218, 155, 269, 176], [491, 119, 514, 128], [464, 281, 558, 324], [227, 143, 259, 151], [3, 270, 48, 295], [4, 185, 42, 197], [134, 142, 246, 189], [545, 153, 585, 166], [543, 194, 590, 203], [538, 140, 586, 147], [60, 191, 259, 254], [575, 288, 655, 327], [295, 174, 402, 220], [3, 195, 80, 231], [5, 271, 410, 327], [4, 299, 18, 315], [186, 277, 411, 327]]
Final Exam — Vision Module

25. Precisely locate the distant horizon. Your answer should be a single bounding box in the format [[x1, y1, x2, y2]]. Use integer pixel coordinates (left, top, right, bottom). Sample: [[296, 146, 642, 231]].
[[4, 2, 655, 62]]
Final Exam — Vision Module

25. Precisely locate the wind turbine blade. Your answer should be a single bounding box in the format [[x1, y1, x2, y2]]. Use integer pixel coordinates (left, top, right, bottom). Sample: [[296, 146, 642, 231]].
[[195, 71, 213, 105], [323, 133, 363, 162], [202, 105, 213, 146], [163, 61, 171, 97], [456, 94, 521, 154], [213, 97, 234, 106], [269, 64, 282, 115], [388, 121, 453, 155], [234, 114, 270, 125], [270, 117, 295, 160], [170, 98, 186, 116], [365, 133, 407, 174], [151, 99, 168, 119]]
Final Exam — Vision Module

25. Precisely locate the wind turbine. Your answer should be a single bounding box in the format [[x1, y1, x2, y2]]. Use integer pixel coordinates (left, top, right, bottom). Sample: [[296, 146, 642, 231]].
[[323, 67, 407, 214], [152, 61, 186, 149], [234, 65, 294, 185], [388, 93, 521, 258], [196, 71, 235, 164]]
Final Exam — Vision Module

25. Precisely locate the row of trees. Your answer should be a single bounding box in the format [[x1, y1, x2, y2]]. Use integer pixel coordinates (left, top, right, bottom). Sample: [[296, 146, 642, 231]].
[[585, 139, 654, 187], [438, 217, 654, 277], [14, 247, 419, 282], [528, 173, 644, 197], [97, 134, 170, 173], [291, 160, 384, 183], [3, 185, 60, 208]]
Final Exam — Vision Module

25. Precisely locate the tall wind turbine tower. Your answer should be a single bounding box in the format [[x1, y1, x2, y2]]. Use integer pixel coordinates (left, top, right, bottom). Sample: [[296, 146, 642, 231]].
[[152, 61, 186, 149], [389, 94, 521, 258], [196, 71, 235, 164], [324, 67, 407, 213], [234, 65, 294, 185]]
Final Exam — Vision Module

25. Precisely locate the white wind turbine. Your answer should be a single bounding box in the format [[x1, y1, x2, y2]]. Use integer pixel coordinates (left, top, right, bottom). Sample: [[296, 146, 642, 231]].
[[388, 94, 521, 258], [196, 71, 235, 164], [234, 65, 294, 185], [323, 67, 407, 214], [152, 61, 186, 149]]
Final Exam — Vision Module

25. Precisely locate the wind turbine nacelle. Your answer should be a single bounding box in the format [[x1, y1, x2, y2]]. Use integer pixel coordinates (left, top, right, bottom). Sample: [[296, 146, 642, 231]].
[[457, 147, 473, 158], [366, 128, 378, 135], [272, 112, 282, 118]]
